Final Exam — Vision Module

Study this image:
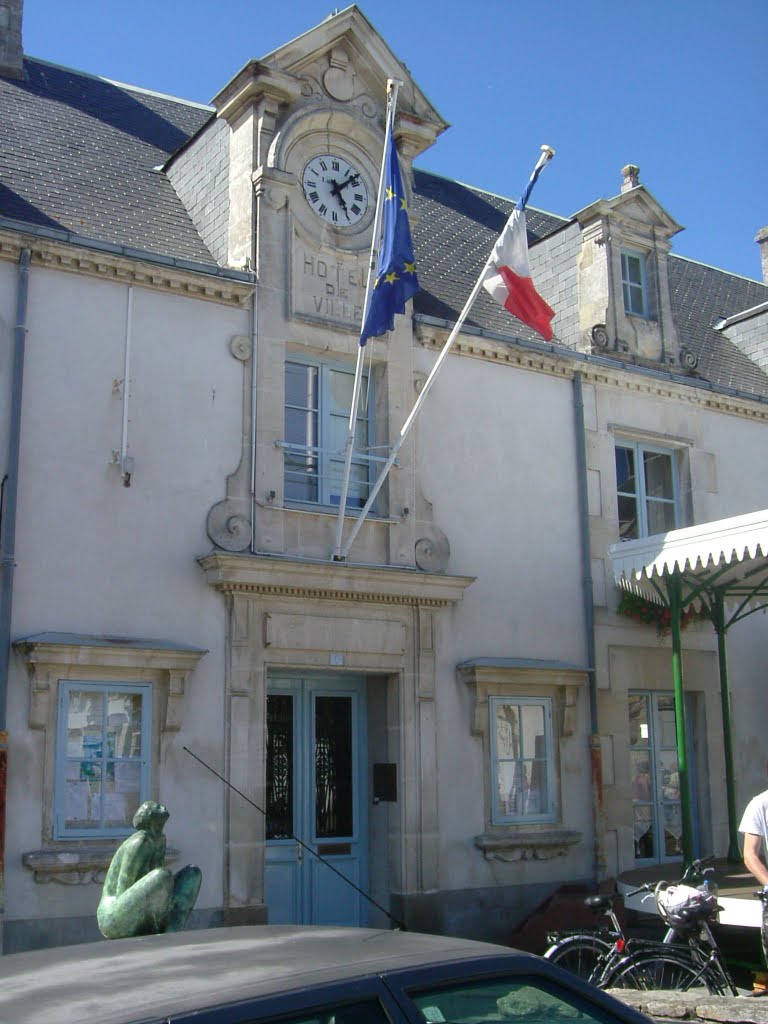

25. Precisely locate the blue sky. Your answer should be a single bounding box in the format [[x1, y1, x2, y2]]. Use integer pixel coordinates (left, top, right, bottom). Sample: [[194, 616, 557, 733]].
[[21, 0, 766, 281]]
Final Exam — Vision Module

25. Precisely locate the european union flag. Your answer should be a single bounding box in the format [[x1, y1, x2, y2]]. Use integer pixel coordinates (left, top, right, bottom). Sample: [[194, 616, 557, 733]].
[[360, 132, 419, 345]]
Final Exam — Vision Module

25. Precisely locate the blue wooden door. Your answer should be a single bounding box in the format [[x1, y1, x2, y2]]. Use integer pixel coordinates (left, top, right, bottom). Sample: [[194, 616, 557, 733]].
[[265, 674, 369, 925]]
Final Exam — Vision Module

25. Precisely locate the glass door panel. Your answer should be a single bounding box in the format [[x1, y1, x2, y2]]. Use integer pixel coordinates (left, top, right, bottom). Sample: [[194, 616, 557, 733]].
[[629, 691, 691, 863]]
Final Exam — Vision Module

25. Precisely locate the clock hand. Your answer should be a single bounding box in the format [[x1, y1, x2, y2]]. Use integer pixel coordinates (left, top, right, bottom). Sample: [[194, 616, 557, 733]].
[[328, 178, 351, 220], [330, 173, 360, 197]]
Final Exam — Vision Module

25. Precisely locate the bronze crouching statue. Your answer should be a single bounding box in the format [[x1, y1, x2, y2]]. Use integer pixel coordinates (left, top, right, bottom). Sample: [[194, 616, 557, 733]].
[[97, 800, 201, 939]]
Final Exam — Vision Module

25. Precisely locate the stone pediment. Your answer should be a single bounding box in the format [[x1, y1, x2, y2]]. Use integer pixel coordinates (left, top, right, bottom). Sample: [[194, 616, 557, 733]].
[[217, 6, 447, 159], [576, 187, 683, 244]]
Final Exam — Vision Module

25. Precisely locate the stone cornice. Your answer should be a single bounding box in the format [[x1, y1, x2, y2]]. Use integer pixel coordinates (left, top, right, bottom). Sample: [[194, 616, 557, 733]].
[[199, 552, 475, 607], [0, 230, 254, 308], [414, 322, 768, 423]]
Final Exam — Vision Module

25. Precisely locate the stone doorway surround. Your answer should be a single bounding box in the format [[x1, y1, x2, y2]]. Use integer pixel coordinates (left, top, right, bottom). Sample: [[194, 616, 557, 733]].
[[200, 552, 473, 925]]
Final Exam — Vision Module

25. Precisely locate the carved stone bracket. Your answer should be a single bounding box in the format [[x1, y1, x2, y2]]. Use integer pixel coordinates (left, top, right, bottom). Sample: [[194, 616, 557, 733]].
[[459, 660, 589, 740], [474, 830, 581, 862], [15, 633, 207, 732]]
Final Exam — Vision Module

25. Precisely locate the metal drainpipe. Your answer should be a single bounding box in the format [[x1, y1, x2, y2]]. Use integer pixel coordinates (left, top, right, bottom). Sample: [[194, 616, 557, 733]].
[[572, 371, 605, 884], [0, 247, 31, 952], [249, 275, 258, 554]]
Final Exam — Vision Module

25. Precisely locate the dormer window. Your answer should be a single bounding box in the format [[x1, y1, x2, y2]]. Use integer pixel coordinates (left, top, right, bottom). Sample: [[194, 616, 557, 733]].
[[621, 250, 648, 317]]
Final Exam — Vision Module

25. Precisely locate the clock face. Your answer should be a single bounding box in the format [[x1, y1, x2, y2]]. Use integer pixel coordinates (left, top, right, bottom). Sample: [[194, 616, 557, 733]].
[[302, 154, 369, 226]]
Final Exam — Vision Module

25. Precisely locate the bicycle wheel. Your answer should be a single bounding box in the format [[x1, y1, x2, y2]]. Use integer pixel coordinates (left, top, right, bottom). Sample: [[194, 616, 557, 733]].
[[604, 951, 725, 993], [544, 935, 612, 981]]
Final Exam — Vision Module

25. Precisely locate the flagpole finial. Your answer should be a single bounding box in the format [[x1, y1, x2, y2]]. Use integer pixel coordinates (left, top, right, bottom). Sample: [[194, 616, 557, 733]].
[[541, 145, 555, 159], [387, 77, 405, 92]]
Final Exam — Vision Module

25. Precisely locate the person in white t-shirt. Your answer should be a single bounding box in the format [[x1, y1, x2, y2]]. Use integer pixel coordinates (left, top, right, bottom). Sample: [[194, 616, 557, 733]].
[[739, 778, 768, 992]]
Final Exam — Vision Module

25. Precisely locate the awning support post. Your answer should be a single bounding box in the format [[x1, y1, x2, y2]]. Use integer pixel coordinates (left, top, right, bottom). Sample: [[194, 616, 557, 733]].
[[668, 573, 695, 866], [712, 591, 741, 862]]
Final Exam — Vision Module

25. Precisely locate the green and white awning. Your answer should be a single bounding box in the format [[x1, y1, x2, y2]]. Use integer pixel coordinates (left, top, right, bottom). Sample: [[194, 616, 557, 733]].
[[608, 507, 768, 613]]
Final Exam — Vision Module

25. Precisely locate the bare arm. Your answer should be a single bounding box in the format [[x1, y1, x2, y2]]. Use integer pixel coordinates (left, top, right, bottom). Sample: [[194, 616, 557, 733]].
[[743, 833, 768, 886]]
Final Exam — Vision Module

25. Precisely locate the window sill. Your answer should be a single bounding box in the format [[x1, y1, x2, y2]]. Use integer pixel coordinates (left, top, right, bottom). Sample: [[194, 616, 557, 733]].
[[22, 845, 178, 885], [474, 829, 581, 862]]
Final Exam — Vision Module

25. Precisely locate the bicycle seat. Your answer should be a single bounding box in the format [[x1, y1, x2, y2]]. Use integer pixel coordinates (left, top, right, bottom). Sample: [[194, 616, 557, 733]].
[[584, 894, 613, 910]]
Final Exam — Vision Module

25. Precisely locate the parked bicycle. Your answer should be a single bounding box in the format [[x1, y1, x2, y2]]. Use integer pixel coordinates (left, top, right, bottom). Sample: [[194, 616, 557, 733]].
[[543, 859, 739, 994]]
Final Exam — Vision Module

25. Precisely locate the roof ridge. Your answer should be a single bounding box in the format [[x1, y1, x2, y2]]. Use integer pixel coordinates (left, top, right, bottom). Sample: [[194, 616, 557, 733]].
[[24, 55, 214, 112], [414, 166, 569, 222]]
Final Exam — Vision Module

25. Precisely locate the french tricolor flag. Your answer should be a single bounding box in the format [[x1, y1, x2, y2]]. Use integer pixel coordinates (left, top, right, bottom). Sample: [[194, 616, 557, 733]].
[[482, 202, 555, 342]]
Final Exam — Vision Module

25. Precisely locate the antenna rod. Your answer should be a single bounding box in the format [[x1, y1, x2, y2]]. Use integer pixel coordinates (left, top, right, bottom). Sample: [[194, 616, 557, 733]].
[[183, 746, 406, 930]]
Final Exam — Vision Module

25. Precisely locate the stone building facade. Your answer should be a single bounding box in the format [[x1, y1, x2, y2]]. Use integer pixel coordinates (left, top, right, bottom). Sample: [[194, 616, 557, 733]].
[[1, 6, 767, 952]]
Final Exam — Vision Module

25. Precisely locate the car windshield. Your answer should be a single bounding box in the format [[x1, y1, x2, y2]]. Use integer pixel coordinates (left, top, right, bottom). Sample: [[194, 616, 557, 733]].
[[408, 976, 618, 1024]]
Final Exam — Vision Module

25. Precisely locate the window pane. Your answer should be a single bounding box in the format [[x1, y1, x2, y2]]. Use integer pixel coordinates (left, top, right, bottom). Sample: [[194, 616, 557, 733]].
[[630, 751, 652, 801], [64, 759, 101, 830], [634, 805, 655, 859], [285, 451, 319, 503], [624, 255, 643, 285], [327, 367, 355, 413], [526, 760, 549, 815], [618, 493, 639, 539], [315, 695, 353, 838], [664, 805, 683, 856], [67, 689, 103, 757], [284, 407, 318, 449], [107, 692, 142, 758], [626, 284, 645, 316], [104, 761, 140, 828], [646, 498, 677, 535], [327, 461, 367, 508], [520, 704, 545, 760], [656, 697, 677, 747], [285, 362, 318, 411], [410, 976, 619, 1024], [628, 694, 650, 746], [615, 446, 635, 494], [643, 450, 674, 500], [266, 694, 293, 840], [495, 703, 520, 757], [497, 761, 523, 817], [660, 751, 680, 802]]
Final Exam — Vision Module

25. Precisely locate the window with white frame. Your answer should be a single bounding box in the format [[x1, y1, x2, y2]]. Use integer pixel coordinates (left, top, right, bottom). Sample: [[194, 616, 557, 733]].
[[621, 250, 648, 318], [490, 696, 554, 825], [284, 359, 374, 509], [615, 441, 679, 540], [55, 681, 151, 839]]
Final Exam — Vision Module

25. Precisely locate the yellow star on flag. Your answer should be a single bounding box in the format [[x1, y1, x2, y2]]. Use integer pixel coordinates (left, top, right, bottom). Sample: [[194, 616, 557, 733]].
[[400, 196, 407, 210], [385, 185, 396, 201], [404, 260, 416, 275], [385, 270, 399, 285]]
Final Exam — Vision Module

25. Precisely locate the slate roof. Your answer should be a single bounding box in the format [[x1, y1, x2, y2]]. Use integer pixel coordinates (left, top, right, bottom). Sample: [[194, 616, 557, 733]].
[[411, 168, 567, 340], [412, 169, 768, 399], [0, 58, 214, 264], [1, 56, 767, 399]]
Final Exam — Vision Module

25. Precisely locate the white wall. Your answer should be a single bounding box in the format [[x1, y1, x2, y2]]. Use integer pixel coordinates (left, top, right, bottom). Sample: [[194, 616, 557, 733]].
[[3, 264, 250, 923]]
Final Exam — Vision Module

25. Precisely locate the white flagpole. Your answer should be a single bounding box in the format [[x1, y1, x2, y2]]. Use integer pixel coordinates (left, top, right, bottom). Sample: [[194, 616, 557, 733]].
[[332, 79, 402, 560], [339, 144, 555, 560]]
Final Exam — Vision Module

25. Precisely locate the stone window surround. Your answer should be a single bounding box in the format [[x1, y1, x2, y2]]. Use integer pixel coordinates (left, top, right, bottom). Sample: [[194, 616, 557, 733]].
[[16, 633, 206, 884], [459, 659, 586, 862]]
